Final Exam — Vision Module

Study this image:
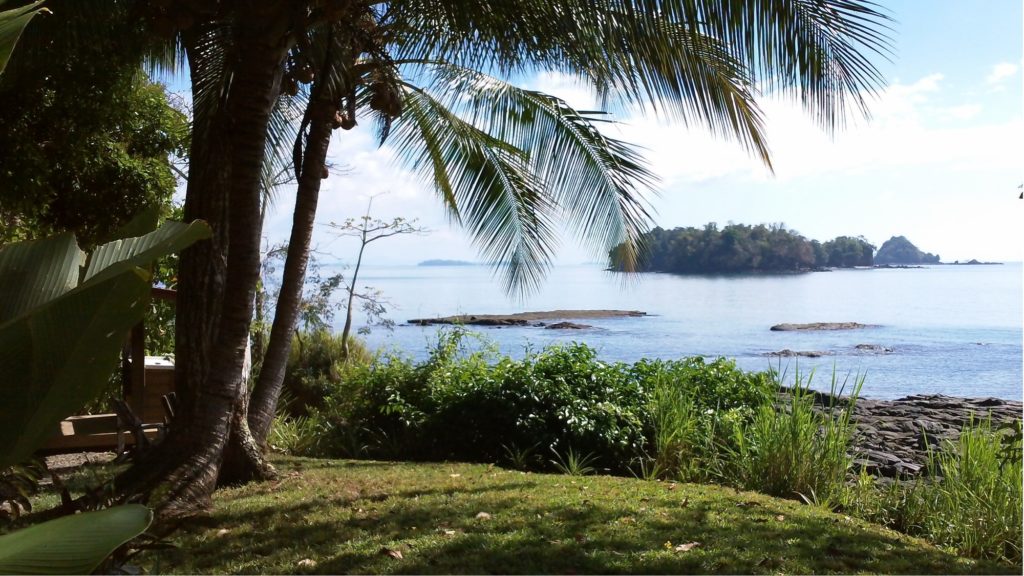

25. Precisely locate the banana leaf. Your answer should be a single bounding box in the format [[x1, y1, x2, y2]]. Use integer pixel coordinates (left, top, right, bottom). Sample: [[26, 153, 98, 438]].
[[0, 0, 48, 75], [0, 221, 210, 468], [0, 504, 152, 574]]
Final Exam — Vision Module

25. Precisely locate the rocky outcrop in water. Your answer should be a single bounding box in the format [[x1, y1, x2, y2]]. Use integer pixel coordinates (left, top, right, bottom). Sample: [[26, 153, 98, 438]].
[[545, 322, 593, 330], [793, 390, 1022, 480], [770, 322, 875, 331], [854, 344, 893, 354], [409, 310, 646, 327]]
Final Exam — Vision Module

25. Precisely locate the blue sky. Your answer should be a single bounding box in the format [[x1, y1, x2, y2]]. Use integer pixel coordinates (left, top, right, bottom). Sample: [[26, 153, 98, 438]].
[[241, 1, 1023, 268]]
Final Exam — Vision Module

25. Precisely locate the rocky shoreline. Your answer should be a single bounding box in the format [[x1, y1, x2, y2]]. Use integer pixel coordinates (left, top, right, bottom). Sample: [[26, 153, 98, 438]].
[[792, 389, 1022, 481]]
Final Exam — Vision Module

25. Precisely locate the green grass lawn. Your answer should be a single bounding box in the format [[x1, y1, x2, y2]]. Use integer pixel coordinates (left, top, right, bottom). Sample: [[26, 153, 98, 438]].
[[133, 457, 1014, 574]]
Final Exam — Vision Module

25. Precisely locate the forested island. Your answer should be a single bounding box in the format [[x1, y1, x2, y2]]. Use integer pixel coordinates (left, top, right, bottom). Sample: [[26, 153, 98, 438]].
[[609, 223, 875, 273]]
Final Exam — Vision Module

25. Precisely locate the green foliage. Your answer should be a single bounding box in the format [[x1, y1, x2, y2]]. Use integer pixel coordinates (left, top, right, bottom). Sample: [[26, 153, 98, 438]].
[[0, 504, 152, 574], [729, 372, 861, 507], [549, 446, 598, 476], [821, 236, 875, 268], [0, 220, 210, 468], [267, 415, 329, 457], [307, 333, 773, 475], [640, 358, 771, 483], [611, 223, 877, 273], [647, 378, 720, 482], [844, 418, 1022, 564], [0, 3, 186, 247], [0, 458, 43, 522], [280, 329, 372, 418]]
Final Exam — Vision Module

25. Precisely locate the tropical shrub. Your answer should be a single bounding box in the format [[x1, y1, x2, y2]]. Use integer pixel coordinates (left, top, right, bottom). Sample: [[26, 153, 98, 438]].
[[0, 216, 206, 572], [279, 329, 372, 417], [425, 341, 649, 471], [309, 330, 777, 475]]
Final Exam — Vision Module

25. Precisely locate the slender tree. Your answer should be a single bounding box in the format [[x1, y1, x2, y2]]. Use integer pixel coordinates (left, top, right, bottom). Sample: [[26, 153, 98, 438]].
[[328, 199, 426, 361]]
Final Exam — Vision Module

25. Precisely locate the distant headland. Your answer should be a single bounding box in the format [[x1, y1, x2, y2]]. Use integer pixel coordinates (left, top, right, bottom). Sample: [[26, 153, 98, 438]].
[[417, 259, 477, 267]]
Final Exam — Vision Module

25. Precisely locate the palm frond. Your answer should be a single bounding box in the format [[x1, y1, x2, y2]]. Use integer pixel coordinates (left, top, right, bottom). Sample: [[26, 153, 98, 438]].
[[421, 64, 657, 272], [386, 0, 892, 134], [387, 85, 559, 296], [664, 0, 895, 128]]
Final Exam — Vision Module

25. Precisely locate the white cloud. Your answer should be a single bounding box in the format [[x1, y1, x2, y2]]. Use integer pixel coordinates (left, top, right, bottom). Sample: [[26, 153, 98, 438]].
[[986, 62, 1019, 85]]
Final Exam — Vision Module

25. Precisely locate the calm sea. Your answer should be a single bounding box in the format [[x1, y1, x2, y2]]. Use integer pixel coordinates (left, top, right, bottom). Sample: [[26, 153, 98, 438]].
[[339, 263, 1023, 400]]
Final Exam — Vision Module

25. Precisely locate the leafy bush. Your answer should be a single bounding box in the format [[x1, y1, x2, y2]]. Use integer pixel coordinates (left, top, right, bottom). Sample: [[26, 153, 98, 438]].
[[631, 356, 773, 414], [309, 329, 775, 476], [280, 329, 372, 417]]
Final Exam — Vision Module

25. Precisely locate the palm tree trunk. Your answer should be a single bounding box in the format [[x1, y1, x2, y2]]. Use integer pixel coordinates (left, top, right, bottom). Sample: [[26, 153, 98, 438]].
[[116, 9, 291, 519], [246, 100, 336, 446], [219, 336, 276, 485]]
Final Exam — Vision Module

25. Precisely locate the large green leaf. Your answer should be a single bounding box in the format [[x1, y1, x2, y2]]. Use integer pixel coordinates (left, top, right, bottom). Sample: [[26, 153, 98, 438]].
[[0, 0, 47, 75], [103, 205, 162, 243], [0, 269, 150, 468], [0, 219, 210, 468], [83, 219, 211, 285], [0, 234, 83, 324], [0, 504, 152, 574]]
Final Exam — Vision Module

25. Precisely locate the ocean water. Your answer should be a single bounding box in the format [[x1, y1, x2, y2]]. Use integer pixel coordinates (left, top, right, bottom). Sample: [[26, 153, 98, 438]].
[[340, 263, 1023, 400]]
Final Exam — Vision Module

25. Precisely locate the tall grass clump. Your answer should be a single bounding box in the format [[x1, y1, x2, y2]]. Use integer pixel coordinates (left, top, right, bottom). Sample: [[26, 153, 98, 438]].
[[731, 369, 861, 506], [267, 414, 327, 456], [648, 379, 731, 482], [843, 417, 1022, 564], [282, 329, 372, 416], [912, 418, 1021, 563]]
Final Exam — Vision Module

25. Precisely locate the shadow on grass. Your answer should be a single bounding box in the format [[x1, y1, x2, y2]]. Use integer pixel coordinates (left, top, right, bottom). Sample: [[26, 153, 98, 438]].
[[149, 461, 1018, 575]]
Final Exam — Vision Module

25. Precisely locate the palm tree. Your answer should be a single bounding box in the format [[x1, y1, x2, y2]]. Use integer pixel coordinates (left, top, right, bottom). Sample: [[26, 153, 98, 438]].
[[71, 0, 890, 518], [240, 0, 892, 464]]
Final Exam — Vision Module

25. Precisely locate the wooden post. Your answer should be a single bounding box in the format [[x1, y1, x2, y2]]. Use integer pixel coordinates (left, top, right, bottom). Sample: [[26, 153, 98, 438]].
[[129, 322, 146, 420]]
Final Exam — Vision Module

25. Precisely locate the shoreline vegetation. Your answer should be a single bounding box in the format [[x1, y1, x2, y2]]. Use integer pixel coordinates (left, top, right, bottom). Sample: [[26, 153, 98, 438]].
[[607, 224, 997, 274], [260, 330, 1022, 567]]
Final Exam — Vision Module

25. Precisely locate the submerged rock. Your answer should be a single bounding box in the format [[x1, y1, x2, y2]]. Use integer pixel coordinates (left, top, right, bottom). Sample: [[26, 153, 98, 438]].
[[854, 344, 894, 354], [764, 349, 830, 358], [545, 321, 593, 330]]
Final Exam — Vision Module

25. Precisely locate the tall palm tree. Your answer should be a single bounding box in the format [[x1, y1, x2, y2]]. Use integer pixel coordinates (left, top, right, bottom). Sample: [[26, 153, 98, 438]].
[[108, 0, 892, 517]]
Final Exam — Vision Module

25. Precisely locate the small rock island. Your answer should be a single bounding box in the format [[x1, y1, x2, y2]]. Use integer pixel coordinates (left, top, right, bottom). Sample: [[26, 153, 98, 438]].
[[874, 236, 940, 265]]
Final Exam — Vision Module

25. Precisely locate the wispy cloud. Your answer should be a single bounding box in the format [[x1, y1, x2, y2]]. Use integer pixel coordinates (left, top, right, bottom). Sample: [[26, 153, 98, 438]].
[[986, 62, 1019, 85]]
